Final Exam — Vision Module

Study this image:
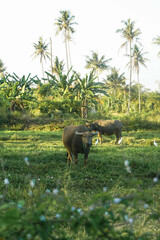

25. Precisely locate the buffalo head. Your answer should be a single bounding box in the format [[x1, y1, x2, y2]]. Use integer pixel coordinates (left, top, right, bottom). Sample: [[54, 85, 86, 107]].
[[75, 131, 98, 148], [86, 122, 99, 131]]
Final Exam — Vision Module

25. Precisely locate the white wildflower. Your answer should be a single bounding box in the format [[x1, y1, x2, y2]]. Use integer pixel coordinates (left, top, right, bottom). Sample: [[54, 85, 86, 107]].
[[124, 215, 133, 223], [46, 189, 51, 194], [153, 177, 158, 183], [128, 218, 133, 224], [103, 187, 107, 192], [28, 190, 32, 196], [124, 160, 131, 173], [77, 208, 82, 213], [105, 211, 109, 216], [124, 160, 129, 167], [89, 206, 94, 211], [52, 188, 59, 195], [124, 215, 128, 221], [27, 234, 32, 239], [17, 203, 23, 209], [24, 157, 30, 166], [38, 178, 40, 181], [40, 215, 46, 221], [144, 204, 149, 209], [30, 179, 35, 188], [77, 208, 83, 215], [71, 206, 76, 211], [51, 176, 53, 179], [113, 198, 121, 204], [126, 166, 132, 173], [4, 178, 9, 185], [55, 213, 61, 219]]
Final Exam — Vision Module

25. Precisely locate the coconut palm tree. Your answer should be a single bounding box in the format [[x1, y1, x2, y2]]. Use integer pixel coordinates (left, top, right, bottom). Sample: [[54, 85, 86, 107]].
[[85, 51, 112, 82], [116, 19, 141, 113], [104, 67, 126, 100], [52, 56, 65, 79], [54, 10, 77, 72], [132, 44, 149, 113], [153, 35, 160, 56], [32, 37, 50, 79]]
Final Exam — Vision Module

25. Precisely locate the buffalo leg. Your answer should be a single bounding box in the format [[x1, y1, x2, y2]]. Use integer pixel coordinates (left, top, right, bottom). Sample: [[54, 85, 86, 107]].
[[115, 132, 121, 144], [74, 153, 78, 165], [84, 152, 89, 166], [98, 132, 102, 144], [67, 151, 73, 166]]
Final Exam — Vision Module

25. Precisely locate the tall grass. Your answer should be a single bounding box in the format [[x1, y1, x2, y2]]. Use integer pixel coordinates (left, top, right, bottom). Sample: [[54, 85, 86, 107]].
[[0, 128, 160, 239]]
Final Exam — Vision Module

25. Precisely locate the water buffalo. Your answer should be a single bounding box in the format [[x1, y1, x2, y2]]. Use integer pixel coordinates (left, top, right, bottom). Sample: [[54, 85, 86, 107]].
[[86, 120, 123, 145], [62, 125, 98, 166]]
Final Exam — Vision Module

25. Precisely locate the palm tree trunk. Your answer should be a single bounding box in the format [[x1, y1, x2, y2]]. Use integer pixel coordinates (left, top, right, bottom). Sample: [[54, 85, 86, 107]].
[[127, 40, 132, 113], [67, 39, 72, 68], [65, 31, 69, 73], [40, 56, 45, 81], [84, 99, 87, 118], [50, 37, 53, 74], [81, 101, 84, 119], [123, 88, 127, 111], [137, 71, 141, 113]]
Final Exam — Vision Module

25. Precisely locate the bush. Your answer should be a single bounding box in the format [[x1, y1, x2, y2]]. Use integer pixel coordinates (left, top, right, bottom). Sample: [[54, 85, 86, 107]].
[[39, 99, 81, 117], [0, 187, 156, 240]]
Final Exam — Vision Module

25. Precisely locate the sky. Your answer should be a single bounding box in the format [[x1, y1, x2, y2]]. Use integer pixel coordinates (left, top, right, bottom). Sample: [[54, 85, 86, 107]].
[[1, 0, 160, 91]]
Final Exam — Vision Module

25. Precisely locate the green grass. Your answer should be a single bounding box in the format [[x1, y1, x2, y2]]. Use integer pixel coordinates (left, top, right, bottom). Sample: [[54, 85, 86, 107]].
[[0, 129, 160, 238]]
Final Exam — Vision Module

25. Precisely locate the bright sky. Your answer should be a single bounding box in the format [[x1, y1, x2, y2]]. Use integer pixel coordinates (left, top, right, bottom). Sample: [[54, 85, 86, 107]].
[[1, 0, 160, 91]]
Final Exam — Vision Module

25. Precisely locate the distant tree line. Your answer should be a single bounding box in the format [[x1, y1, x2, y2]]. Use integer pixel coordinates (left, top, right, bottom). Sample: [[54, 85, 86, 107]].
[[1, 11, 160, 119]]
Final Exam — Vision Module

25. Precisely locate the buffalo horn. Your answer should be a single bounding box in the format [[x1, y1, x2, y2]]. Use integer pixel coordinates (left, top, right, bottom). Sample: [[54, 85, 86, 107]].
[[75, 131, 83, 135]]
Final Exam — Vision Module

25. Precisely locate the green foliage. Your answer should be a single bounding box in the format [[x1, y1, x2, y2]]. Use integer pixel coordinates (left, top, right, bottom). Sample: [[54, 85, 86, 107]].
[[0, 129, 160, 239], [39, 99, 81, 116], [0, 188, 155, 240], [0, 73, 39, 112]]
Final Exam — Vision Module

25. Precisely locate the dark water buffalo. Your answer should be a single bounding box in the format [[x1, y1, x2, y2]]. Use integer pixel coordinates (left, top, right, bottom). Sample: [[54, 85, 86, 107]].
[[86, 120, 123, 145], [62, 125, 98, 166]]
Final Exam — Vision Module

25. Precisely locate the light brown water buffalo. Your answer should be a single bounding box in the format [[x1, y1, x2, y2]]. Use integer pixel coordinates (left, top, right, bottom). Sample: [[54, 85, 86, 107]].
[[62, 125, 98, 166], [86, 120, 123, 144]]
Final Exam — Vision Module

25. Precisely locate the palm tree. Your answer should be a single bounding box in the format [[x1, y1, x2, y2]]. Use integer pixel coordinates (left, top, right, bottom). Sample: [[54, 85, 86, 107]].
[[132, 44, 149, 113], [45, 67, 76, 99], [85, 51, 112, 82], [0, 59, 6, 77], [153, 35, 160, 55], [52, 56, 65, 79], [32, 37, 50, 79], [54, 10, 77, 72], [104, 67, 126, 100], [75, 71, 107, 118], [116, 19, 141, 113]]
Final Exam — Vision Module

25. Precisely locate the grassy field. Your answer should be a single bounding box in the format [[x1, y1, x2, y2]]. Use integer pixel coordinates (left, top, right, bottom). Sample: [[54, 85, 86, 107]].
[[0, 128, 160, 239]]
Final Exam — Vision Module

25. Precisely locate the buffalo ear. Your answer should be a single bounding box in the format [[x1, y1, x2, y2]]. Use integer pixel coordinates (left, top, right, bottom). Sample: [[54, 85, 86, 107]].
[[92, 123, 100, 131]]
